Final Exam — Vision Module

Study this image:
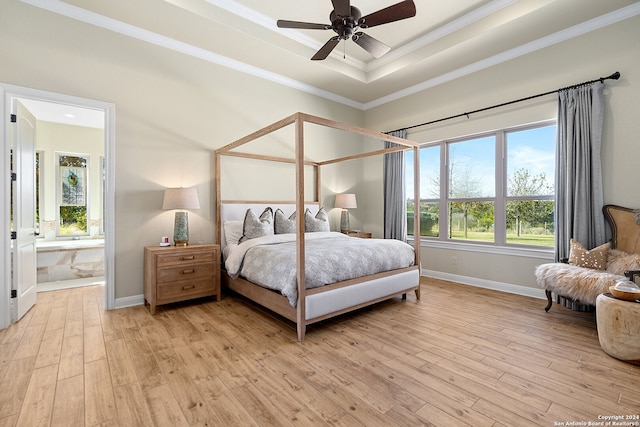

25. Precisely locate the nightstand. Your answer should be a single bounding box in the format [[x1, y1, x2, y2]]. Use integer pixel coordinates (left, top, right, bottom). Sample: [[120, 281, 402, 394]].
[[342, 231, 372, 238], [144, 244, 220, 314]]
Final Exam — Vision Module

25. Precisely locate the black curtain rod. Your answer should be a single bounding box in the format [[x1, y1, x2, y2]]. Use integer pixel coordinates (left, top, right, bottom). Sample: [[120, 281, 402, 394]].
[[394, 71, 621, 133]]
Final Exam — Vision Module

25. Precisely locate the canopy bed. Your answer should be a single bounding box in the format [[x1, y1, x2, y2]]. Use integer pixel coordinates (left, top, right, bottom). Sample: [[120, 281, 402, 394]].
[[215, 112, 421, 341]]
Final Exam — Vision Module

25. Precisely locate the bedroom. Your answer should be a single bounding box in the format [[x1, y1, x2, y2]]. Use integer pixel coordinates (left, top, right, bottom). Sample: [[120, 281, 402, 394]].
[[1, 0, 639, 425]]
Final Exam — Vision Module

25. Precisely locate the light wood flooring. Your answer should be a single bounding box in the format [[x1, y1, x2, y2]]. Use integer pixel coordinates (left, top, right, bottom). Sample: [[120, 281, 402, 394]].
[[0, 277, 639, 426]]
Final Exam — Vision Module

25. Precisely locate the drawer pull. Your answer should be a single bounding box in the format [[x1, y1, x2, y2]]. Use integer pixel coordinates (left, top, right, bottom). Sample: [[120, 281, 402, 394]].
[[181, 256, 195, 260], [182, 285, 195, 290], [182, 269, 195, 274]]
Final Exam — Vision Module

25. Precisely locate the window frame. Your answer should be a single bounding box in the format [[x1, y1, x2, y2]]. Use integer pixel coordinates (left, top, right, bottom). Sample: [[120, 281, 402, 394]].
[[55, 151, 90, 237], [408, 120, 556, 250]]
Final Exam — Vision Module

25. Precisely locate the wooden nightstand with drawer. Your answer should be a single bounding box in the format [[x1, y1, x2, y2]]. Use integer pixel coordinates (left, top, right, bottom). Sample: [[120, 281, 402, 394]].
[[144, 244, 220, 314]]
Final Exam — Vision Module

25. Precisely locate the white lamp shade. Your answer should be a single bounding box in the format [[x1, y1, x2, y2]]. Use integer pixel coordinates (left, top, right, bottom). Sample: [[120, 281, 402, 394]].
[[162, 187, 200, 210], [335, 193, 357, 209]]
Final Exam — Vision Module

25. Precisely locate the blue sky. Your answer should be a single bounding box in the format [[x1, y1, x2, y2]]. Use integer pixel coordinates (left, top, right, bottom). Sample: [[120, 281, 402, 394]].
[[406, 125, 556, 199]]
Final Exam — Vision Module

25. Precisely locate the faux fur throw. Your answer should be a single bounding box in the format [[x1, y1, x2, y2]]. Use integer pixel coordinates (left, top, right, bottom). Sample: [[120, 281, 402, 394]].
[[535, 249, 640, 305]]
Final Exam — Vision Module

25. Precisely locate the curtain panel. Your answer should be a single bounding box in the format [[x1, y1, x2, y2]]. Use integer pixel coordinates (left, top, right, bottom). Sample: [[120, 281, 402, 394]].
[[555, 82, 606, 261], [384, 129, 407, 240]]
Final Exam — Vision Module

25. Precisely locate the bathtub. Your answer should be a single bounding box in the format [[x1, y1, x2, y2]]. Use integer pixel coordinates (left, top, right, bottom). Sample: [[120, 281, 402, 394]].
[[37, 238, 105, 283]]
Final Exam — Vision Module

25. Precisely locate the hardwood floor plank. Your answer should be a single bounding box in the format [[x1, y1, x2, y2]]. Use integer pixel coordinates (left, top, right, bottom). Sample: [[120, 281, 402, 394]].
[[123, 339, 166, 391], [45, 306, 67, 332], [230, 382, 299, 427], [0, 414, 18, 427], [105, 339, 137, 387], [27, 300, 52, 327], [84, 324, 106, 363], [58, 335, 84, 380], [113, 382, 154, 427], [160, 367, 217, 425], [0, 279, 638, 426], [143, 384, 189, 427], [84, 359, 117, 426], [34, 328, 63, 369], [0, 341, 18, 384], [51, 374, 84, 427], [193, 374, 261, 427], [12, 324, 45, 360], [0, 357, 36, 419], [14, 364, 58, 427]]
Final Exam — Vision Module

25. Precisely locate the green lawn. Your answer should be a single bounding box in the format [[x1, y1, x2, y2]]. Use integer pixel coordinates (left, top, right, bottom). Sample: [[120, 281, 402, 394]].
[[413, 229, 554, 247]]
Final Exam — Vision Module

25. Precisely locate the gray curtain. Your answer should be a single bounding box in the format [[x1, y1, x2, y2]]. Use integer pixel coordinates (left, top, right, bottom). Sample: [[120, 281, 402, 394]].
[[384, 129, 407, 240], [555, 82, 605, 261]]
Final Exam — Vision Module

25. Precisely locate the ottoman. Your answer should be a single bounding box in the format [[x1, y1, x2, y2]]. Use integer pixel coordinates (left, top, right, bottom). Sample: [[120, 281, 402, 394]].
[[596, 293, 640, 365]]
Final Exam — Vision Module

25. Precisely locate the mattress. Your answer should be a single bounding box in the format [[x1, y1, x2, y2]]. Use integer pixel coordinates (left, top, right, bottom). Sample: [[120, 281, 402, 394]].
[[225, 232, 415, 307]]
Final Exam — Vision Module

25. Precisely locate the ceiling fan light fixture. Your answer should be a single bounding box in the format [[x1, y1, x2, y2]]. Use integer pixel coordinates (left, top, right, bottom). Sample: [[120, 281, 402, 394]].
[[277, 0, 416, 60]]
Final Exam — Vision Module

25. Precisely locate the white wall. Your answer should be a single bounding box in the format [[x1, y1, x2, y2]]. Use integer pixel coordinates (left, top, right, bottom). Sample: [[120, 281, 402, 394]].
[[365, 15, 640, 292], [2, 0, 639, 301], [0, 1, 365, 300], [36, 121, 104, 238]]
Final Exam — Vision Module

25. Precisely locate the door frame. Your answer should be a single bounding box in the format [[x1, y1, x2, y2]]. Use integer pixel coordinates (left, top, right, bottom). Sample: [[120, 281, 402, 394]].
[[0, 83, 116, 329]]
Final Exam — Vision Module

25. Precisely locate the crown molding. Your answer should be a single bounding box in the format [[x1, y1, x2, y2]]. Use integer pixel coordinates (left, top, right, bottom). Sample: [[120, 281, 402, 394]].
[[20, 0, 640, 111]]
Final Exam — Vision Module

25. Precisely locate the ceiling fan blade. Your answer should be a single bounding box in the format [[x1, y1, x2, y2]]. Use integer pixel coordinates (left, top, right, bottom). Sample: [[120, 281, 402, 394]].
[[311, 37, 340, 60], [331, 0, 351, 17], [277, 20, 331, 30], [358, 0, 416, 28], [352, 32, 390, 58]]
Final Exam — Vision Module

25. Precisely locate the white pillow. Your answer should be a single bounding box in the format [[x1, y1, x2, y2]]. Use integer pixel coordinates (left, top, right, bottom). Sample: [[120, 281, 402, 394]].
[[304, 207, 330, 232], [274, 209, 296, 234], [239, 208, 274, 243], [223, 220, 244, 246]]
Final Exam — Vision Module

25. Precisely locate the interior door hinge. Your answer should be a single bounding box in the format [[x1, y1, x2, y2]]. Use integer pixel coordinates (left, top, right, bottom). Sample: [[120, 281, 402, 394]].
[[11, 172, 16, 181], [11, 290, 17, 298], [11, 231, 16, 240], [10, 114, 16, 123]]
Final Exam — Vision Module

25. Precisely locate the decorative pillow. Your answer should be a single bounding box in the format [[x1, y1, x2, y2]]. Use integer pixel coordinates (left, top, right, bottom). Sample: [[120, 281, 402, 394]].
[[274, 209, 296, 234], [239, 208, 274, 243], [223, 220, 244, 246], [304, 207, 330, 232], [606, 249, 640, 276], [568, 239, 610, 270]]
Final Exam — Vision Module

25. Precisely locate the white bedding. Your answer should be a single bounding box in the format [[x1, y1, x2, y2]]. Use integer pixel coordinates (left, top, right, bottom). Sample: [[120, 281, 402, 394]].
[[225, 232, 415, 307]]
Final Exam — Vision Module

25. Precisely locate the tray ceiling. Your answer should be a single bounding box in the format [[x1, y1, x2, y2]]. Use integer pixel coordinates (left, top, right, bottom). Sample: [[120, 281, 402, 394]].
[[22, 0, 640, 109]]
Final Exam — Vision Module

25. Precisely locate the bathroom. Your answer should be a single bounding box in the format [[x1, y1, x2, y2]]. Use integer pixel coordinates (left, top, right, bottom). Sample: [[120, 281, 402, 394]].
[[19, 99, 106, 291]]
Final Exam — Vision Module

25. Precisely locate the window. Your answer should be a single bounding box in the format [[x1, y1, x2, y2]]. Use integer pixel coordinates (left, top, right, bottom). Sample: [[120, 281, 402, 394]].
[[407, 146, 439, 237], [407, 122, 556, 248], [57, 153, 89, 236]]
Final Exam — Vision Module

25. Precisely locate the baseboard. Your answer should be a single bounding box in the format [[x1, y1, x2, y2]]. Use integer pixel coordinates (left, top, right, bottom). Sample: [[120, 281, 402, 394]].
[[421, 269, 547, 300], [115, 294, 144, 309], [113, 273, 546, 310]]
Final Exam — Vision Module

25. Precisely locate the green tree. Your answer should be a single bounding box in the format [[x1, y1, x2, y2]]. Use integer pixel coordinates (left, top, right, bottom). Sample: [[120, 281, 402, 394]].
[[449, 157, 484, 238], [507, 168, 553, 236]]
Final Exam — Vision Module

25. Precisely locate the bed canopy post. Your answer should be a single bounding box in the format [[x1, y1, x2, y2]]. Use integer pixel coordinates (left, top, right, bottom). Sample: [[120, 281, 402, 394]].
[[295, 113, 307, 341], [215, 152, 222, 246]]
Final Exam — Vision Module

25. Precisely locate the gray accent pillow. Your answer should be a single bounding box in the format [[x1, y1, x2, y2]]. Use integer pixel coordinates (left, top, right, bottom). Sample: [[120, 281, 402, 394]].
[[274, 209, 296, 234], [305, 207, 330, 232], [239, 207, 274, 243]]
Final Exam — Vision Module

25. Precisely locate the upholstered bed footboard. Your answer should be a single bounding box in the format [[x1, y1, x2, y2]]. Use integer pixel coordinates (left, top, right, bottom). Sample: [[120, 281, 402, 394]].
[[305, 267, 420, 321]]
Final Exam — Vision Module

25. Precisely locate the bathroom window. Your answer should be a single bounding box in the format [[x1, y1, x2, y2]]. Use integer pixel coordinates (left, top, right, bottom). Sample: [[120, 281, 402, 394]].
[[57, 153, 89, 236]]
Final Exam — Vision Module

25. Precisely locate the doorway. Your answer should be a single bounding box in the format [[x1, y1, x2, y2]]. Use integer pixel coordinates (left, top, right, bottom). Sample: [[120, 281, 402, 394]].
[[1, 84, 115, 329]]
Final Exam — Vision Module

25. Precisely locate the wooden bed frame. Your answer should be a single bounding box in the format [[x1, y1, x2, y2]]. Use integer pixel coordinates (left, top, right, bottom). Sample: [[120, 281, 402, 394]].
[[215, 112, 421, 341]]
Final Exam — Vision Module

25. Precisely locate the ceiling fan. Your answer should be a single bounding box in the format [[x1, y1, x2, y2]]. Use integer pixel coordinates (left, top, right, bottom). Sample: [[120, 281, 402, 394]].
[[277, 0, 416, 60]]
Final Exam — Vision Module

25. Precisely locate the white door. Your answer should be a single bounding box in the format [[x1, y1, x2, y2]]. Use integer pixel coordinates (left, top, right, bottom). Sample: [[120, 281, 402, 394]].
[[11, 100, 37, 321]]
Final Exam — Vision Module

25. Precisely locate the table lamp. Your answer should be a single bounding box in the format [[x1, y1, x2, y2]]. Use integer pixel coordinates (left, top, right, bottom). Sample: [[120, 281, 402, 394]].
[[335, 193, 357, 232], [162, 187, 200, 246]]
